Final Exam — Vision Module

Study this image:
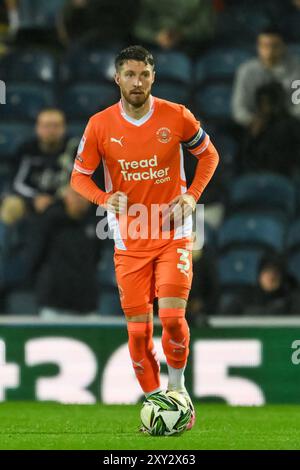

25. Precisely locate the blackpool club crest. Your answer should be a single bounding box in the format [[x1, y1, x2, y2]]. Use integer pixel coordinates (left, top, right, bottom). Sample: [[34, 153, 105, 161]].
[[156, 127, 172, 143]]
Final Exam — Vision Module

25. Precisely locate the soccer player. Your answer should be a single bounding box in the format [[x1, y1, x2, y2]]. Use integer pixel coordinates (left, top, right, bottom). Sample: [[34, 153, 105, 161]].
[[71, 45, 219, 429]]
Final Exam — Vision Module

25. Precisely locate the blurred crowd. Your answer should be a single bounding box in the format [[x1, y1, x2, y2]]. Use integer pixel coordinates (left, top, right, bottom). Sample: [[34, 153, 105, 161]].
[[0, 0, 216, 53], [0, 0, 300, 319]]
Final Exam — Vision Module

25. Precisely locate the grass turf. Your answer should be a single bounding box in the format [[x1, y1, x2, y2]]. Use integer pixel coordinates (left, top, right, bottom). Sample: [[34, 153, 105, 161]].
[[0, 402, 299, 450]]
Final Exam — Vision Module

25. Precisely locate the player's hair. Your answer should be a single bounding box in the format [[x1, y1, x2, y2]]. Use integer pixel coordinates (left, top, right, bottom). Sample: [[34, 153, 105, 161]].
[[37, 108, 66, 120], [115, 45, 155, 70]]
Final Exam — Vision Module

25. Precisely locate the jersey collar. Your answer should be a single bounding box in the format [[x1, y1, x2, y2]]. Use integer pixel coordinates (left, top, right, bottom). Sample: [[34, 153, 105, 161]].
[[118, 95, 155, 127]]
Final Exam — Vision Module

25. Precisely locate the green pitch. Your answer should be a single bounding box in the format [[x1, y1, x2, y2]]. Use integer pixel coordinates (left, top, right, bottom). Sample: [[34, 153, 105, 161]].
[[0, 402, 300, 450]]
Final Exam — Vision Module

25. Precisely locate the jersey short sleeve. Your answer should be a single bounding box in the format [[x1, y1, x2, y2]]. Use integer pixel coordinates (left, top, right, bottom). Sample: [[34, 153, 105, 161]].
[[181, 106, 210, 158], [73, 117, 103, 175]]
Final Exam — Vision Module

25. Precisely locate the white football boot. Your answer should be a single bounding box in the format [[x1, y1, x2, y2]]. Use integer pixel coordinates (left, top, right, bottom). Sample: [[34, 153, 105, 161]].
[[179, 389, 196, 430]]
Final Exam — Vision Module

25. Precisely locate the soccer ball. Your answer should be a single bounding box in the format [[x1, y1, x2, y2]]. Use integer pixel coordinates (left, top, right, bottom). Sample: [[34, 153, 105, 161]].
[[140, 390, 192, 436]]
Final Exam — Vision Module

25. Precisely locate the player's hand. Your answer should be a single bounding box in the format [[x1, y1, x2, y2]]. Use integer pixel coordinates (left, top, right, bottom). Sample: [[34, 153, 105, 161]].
[[168, 194, 196, 225], [34, 194, 54, 213], [106, 191, 128, 214]]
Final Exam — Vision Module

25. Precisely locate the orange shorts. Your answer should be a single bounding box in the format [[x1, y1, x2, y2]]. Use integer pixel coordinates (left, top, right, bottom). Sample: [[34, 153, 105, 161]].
[[114, 238, 193, 316]]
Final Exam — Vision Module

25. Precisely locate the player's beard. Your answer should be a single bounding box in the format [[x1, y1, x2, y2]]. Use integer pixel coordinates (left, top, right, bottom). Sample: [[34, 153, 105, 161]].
[[122, 88, 151, 109]]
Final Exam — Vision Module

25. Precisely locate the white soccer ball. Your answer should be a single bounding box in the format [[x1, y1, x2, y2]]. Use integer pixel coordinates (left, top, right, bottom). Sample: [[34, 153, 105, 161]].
[[140, 390, 191, 436]]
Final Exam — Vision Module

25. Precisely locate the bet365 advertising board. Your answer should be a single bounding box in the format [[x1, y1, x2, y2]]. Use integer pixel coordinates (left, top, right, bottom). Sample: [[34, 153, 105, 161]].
[[1, 323, 300, 404]]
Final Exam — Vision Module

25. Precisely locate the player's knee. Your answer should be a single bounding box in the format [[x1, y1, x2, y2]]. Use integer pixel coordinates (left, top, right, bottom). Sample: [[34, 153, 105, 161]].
[[160, 316, 187, 336], [159, 307, 186, 333]]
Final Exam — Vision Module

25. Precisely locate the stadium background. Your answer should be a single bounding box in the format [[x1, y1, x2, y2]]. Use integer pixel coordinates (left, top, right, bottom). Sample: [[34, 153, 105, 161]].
[[0, 0, 300, 406]]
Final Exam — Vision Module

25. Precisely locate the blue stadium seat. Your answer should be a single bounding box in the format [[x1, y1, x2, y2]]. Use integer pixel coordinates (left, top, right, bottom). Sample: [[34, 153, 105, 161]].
[[19, 0, 64, 28], [218, 213, 286, 253], [8, 51, 57, 83], [0, 221, 7, 253], [204, 222, 216, 249], [288, 251, 300, 283], [218, 249, 264, 288], [196, 47, 253, 83], [60, 50, 116, 83], [194, 221, 216, 251], [295, 178, 300, 216], [152, 83, 190, 104], [62, 84, 119, 119], [207, 133, 238, 192], [68, 122, 86, 139], [1, 252, 27, 286], [0, 53, 11, 81], [35, 0, 65, 25], [287, 219, 300, 252], [5, 290, 38, 315], [213, 133, 237, 168], [155, 52, 191, 84], [0, 220, 31, 288], [195, 84, 232, 119], [0, 169, 13, 196], [218, 291, 241, 314], [229, 173, 296, 220], [0, 123, 33, 158], [1, 85, 54, 121], [216, 6, 270, 43], [98, 290, 123, 316], [98, 243, 117, 288], [288, 43, 300, 58]]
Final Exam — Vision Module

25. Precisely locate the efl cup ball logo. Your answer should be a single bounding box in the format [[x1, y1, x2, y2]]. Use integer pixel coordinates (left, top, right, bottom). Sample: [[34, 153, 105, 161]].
[[156, 127, 172, 143]]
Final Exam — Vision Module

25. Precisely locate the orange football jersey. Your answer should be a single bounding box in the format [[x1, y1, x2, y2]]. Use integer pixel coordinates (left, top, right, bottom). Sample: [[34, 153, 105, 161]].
[[71, 96, 218, 251]]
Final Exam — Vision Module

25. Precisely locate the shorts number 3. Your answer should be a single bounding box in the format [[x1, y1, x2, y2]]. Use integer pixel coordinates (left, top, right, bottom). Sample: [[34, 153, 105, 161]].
[[177, 248, 190, 278]]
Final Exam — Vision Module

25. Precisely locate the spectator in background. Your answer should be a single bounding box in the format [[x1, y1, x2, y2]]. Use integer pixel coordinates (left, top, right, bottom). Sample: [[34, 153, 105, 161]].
[[232, 27, 300, 127], [5, 0, 18, 35], [24, 186, 101, 318], [242, 82, 300, 177], [134, 0, 216, 56], [221, 255, 300, 316], [57, 0, 139, 49], [0, 109, 77, 225], [9, 0, 62, 48], [0, 0, 19, 32], [57, 0, 92, 47], [0, 0, 19, 49]]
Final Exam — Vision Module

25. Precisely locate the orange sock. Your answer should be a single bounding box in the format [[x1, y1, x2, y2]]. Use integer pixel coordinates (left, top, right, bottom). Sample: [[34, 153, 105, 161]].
[[127, 322, 160, 394], [159, 308, 190, 369]]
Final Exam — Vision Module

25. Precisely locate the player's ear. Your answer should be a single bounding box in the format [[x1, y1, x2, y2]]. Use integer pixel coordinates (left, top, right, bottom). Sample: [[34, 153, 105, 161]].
[[114, 73, 120, 86], [152, 70, 156, 84]]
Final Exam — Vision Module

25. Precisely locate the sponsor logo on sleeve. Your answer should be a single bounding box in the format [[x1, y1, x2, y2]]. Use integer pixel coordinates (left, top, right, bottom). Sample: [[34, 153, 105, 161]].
[[78, 135, 86, 155], [75, 155, 84, 163]]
